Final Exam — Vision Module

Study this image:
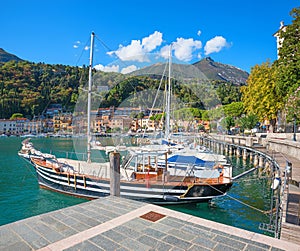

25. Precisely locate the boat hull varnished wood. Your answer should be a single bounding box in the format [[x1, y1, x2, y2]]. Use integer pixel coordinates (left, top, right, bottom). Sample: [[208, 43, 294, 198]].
[[28, 155, 232, 204]]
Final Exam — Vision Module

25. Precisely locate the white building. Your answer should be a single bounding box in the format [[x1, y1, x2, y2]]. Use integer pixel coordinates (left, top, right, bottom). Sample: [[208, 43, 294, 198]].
[[273, 21, 287, 59], [0, 118, 30, 135]]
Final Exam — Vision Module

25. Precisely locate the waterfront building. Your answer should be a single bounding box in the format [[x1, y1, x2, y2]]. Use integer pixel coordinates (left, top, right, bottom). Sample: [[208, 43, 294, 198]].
[[53, 113, 73, 134], [23, 118, 43, 135], [0, 119, 16, 135], [0, 118, 30, 135], [109, 116, 133, 132]]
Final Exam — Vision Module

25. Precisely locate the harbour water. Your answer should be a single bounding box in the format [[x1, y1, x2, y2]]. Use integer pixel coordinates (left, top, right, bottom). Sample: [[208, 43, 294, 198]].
[[0, 137, 273, 236]]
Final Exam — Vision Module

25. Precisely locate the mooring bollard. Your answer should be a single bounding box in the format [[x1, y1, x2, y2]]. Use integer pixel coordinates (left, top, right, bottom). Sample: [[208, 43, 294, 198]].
[[228, 145, 233, 155], [242, 148, 247, 160], [249, 151, 253, 161], [259, 155, 264, 167], [253, 154, 259, 166], [236, 147, 241, 157], [109, 151, 120, 197]]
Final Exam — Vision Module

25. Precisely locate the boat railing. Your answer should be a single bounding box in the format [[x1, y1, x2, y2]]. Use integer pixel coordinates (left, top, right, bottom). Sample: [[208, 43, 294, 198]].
[[121, 153, 134, 169], [47, 149, 108, 163]]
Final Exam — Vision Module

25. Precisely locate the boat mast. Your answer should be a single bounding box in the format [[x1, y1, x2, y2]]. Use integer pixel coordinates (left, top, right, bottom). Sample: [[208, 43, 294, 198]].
[[165, 45, 172, 141], [87, 32, 95, 163]]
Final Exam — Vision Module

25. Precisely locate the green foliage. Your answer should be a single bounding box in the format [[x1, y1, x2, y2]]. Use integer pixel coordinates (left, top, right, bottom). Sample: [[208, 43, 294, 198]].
[[173, 107, 202, 121], [137, 112, 144, 119], [237, 114, 259, 131], [10, 113, 23, 119], [275, 7, 300, 101], [241, 61, 281, 121], [0, 59, 246, 121], [220, 116, 235, 131], [223, 102, 244, 117], [0, 61, 86, 118], [207, 106, 224, 121], [214, 81, 242, 105], [285, 87, 300, 123]]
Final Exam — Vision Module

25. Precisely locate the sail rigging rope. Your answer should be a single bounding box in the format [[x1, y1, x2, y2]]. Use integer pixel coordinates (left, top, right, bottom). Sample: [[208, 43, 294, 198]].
[[75, 36, 91, 67], [141, 61, 168, 141]]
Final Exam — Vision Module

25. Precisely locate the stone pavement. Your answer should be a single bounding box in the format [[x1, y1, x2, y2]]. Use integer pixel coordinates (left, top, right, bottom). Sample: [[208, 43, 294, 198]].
[[1, 196, 300, 251]]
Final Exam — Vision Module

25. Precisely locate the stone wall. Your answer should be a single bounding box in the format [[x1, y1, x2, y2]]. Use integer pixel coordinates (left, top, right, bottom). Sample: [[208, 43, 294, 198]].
[[211, 133, 300, 161], [266, 139, 300, 160]]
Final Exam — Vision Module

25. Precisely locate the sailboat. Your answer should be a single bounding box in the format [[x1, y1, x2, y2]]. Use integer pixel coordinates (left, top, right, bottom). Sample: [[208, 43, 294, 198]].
[[18, 32, 233, 204]]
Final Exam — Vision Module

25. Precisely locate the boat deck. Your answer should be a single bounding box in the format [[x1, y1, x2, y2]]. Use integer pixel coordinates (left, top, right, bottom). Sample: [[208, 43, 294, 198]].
[[1, 196, 299, 251], [41, 157, 232, 186]]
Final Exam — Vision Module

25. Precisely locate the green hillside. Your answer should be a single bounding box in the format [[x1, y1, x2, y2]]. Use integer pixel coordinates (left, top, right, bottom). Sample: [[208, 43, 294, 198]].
[[0, 53, 242, 119]]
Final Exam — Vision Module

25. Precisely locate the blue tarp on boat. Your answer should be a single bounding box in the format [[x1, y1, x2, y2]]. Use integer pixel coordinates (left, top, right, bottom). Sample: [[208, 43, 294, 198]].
[[167, 155, 215, 167], [162, 139, 177, 146]]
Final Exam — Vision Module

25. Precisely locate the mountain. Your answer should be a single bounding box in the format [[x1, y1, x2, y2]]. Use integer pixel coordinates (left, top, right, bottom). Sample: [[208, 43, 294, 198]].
[[193, 57, 249, 85], [0, 48, 24, 63], [130, 57, 249, 85]]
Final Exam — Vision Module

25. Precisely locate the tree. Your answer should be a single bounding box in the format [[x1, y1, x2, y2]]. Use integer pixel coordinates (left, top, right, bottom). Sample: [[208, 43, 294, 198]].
[[241, 62, 282, 129], [10, 113, 23, 119], [223, 102, 244, 118], [137, 112, 144, 119], [285, 87, 300, 123], [215, 81, 242, 105], [275, 7, 300, 101], [220, 116, 235, 133], [237, 114, 259, 134]]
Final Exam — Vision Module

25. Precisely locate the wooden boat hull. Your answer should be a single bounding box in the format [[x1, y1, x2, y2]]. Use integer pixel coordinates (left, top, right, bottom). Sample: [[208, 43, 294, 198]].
[[32, 159, 232, 205]]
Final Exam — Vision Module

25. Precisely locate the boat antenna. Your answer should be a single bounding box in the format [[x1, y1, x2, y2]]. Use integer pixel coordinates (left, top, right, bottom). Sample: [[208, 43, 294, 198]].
[[87, 32, 95, 163]]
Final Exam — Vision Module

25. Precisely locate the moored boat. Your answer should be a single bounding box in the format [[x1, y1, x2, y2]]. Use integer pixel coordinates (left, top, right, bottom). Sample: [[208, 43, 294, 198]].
[[19, 140, 232, 204]]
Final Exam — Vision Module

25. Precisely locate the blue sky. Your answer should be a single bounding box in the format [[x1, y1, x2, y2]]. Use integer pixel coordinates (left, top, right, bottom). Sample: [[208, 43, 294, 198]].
[[1, 0, 298, 73]]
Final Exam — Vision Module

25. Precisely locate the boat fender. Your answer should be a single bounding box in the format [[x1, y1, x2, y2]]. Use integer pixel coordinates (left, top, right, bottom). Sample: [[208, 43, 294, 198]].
[[271, 177, 281, 190], [163, 195, 179, 202]]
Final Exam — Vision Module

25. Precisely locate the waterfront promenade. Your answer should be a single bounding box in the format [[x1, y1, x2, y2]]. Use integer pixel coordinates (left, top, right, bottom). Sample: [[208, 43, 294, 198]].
[[252, 143, 300, 245], [210, 133, 300, 245], [1, 195, 300, 251]]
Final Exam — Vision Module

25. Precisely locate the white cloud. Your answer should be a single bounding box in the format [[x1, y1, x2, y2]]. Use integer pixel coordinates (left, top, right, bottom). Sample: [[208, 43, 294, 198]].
[[84, 46, 89, 51], [197, 30, 202, 36], [142, 31, 163, 52], [204, 36, 228, 55], [172, 38, 202, 61], [73, 41, 81, 49], [108, 31, 163, 62], [94, 64, 119, 72], [160, 45, 171, 59], [94, 63, 138, 74], [108, 40, 144, 62], [121, 65, 138, 74]]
